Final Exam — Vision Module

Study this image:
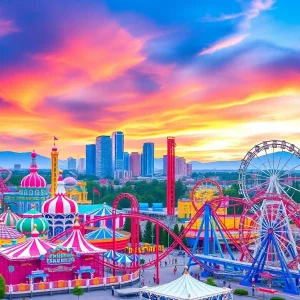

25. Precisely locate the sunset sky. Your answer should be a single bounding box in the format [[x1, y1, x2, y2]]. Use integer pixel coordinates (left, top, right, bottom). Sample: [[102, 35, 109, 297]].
[[0, 0, 299, 161]]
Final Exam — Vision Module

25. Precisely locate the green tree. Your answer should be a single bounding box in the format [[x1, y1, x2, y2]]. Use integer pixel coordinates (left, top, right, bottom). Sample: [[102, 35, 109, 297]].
[[0, 274, 6, 299], [175, 180, 186, 203], [123, 218, 131, 232], [206, 277, 217, 286], [143, 221, 153, 244], [72, 285, 84, 300]]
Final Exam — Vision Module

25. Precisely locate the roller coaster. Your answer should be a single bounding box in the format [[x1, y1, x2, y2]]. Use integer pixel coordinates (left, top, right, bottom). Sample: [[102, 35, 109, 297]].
[[51, 140, 300, 295]]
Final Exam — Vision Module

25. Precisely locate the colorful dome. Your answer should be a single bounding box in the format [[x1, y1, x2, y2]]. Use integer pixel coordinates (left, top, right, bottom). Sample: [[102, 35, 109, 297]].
[[86, 203, 120, 216], [85, 226, 126, 240], [64, 177, 77, 185], [0, 208, 20, 228], [20, 151, 47, 188], [0, 225, 56, 259], [42, 171, 78, 215], [61, 218, 105, 254], [16, 207, 49, 235]]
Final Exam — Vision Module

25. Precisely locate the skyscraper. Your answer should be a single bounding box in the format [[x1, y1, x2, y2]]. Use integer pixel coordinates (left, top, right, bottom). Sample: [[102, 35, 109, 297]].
[[112, 131, 124, 171], [86, 144, 96, 175], [176, 157, 187, 178], [67, 157, 76, 171], [130, 152, 141, 177], [77, 158, 85, 174], [96, 136, 113, 179], [141, 143, 154, 177], [124, 152, 130, 171], [163, 154, 168, 176]]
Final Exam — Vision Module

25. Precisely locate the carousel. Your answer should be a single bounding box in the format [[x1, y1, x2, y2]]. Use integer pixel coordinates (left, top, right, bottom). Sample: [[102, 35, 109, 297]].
[[85, 225, 130, 251]]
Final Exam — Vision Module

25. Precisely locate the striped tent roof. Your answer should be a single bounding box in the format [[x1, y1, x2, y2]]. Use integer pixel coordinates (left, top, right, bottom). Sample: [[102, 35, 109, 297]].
[[85, 203, 121, 216], [103, 250, 122, 259], [0, 225, 56, 260], [84, 226, 126, 240], [0, 208, 20, 228], [115, 254, 133, 264], [0, 222, 24, 240], [61, 219, 105, 254]]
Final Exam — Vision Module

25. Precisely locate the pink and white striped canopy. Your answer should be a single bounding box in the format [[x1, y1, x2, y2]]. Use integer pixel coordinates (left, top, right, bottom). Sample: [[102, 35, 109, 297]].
[[0, 209, 20, 228], [0, 229, 56, 259], [61, 221, 105, 254], [42, 172, 78, 215]]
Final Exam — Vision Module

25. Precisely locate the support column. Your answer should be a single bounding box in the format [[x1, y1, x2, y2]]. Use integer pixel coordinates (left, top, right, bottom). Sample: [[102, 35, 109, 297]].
[[156, 223, 160, 284]]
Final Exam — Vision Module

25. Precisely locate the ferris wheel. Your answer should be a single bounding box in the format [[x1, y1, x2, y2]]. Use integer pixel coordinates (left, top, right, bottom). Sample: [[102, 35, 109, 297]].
[[191, 179, 223, 211], [239, 193, 300, 267], [238, 140, 300, 201]]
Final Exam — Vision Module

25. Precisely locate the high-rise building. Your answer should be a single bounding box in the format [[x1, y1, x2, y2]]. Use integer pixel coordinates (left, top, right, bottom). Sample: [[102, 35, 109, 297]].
[[141, 143, 154, 177], [96, 136, 113, 179], [176, 157, 187, 178], [112, 131, 124, 171], [163, 155, 168, 176], [187, 163, 193, 176], [124, 152, 130, 171], [77, 158, 85, 174], [130, 152, 141, 177], [86, 144, 96, 175], [67, 157, 76, 171]]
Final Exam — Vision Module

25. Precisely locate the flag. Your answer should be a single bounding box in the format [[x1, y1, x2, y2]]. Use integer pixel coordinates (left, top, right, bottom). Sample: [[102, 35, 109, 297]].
[[93, 188, 100, 196], [54, 136, 58, 141]]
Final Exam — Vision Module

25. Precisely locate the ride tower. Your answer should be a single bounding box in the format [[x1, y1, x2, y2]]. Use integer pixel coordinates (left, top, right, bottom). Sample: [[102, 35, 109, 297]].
[[167, 137, 176, 216], [51, 138, 59, 197]]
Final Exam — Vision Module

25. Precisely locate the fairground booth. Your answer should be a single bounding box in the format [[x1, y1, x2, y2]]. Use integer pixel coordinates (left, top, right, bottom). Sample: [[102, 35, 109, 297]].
[[0, 221, 105, 285]]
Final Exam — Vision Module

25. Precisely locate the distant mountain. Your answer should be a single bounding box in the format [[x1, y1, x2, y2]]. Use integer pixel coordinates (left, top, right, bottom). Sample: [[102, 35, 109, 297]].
[[188, 160, 240, 170], [0, 151, 67, 169]]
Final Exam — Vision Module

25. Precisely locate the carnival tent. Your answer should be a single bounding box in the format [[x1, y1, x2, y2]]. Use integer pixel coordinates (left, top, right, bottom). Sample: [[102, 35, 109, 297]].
[[115, 254, 133, 264], [131, 254, 140, 262], [83, 203, 124, 228], [85, 226, 126, 240], [0, 225, 55, 260], [104, 250, 122, 259], [60, 218, 105, 254], [141, 267, 232, 300]]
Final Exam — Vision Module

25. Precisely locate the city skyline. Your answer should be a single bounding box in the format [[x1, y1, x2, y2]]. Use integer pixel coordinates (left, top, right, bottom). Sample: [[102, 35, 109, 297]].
[[1, 1, 299, 162]]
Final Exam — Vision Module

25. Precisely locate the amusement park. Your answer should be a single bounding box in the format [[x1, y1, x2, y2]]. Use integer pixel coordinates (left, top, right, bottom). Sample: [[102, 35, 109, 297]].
[[0, 138, 300, 300]]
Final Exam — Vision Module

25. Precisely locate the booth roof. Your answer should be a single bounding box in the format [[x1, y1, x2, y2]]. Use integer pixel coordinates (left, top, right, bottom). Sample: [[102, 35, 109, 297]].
[[61, 220, 106, 254], [85, 203, 121, 216], [0, 209, 20, 228], [141, 270, 231, 300]]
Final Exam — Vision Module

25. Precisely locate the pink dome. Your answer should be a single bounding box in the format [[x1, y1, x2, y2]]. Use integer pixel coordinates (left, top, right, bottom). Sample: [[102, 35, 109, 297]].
[[20, 151, 47, 188], [64, 177, 77, 185], [42, 171, 78, 215]]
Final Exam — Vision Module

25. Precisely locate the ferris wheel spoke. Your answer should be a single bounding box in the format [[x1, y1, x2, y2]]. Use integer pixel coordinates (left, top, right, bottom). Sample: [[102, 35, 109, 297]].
[[274, 231, 294, 249], [251, 173, 271, 179], [277, 184, 294, 200], [254, 152, 273, 176], [280, 182, 300, 194], [276, 152, 296, 175], [264, 148, 273, 175], [272, 217, 289, 232], [278, 163, 300, 179], [247, 162, 271, 177], [273, 235, 290, 256], [247, 180, 269, 191], [272, 147, 275, 175], [275, 149, 284, 174]]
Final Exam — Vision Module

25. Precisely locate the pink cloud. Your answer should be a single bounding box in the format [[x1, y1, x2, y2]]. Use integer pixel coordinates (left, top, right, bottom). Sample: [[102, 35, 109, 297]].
[[0, 18, 18, 37]]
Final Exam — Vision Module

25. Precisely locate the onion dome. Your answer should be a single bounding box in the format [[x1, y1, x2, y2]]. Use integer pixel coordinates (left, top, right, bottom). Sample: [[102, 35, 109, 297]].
[[42, 171, 78, 214], [0, 207, 20, 228], [16, 206, 49, 235], [64, 177, 77, 185], [20, 150, 47, 188], [0, 225, 56, 260], [61, 218, 105, 254], [0, 218, 24, 241], [85, 226, 126, 240]]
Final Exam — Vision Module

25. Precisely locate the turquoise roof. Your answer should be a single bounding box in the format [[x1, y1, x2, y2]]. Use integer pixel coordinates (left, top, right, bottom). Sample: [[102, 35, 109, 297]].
[[85, 227, 126, 240], [78, 204, 103, 214]]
